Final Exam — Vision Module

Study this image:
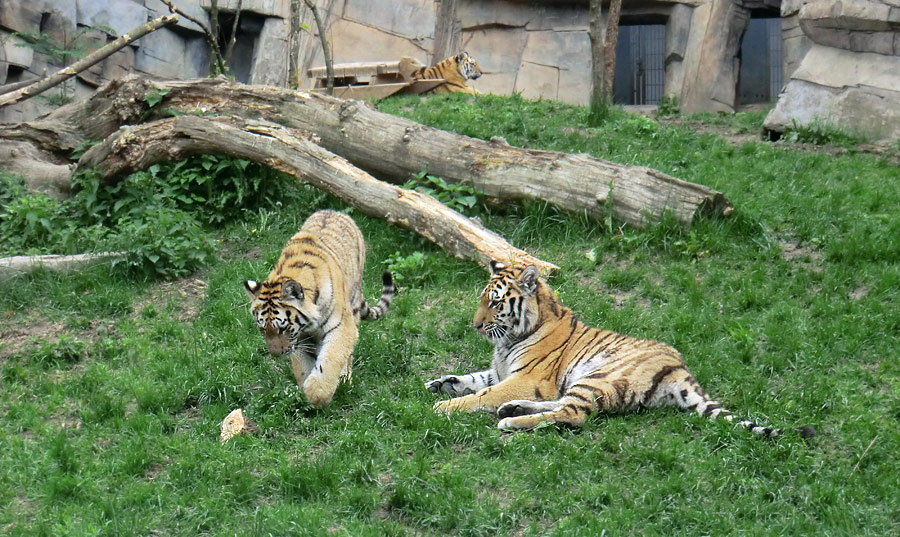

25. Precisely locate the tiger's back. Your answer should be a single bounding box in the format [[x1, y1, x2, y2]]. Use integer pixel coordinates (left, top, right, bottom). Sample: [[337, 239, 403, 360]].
[[428, 261, 815, 438], [245, 210, 393, 407]]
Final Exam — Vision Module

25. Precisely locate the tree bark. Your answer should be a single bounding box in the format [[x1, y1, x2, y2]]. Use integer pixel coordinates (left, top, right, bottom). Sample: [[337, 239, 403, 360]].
[[0, 76, 732, 227], [76, 115, 558, 273], [588, 0, 605, 106], [603, 0, 623, 99], [0, 14, 179, 109], [432, 0, 461, 64]]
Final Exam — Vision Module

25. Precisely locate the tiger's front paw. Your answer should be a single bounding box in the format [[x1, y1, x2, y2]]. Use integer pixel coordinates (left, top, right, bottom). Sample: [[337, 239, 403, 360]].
[[432, 399, 453, 414], [426, 375, 463, 395], [302, 374, 337, 409]]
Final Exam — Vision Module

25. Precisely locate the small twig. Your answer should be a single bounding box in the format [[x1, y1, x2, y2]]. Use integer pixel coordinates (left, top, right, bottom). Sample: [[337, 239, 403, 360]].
[[849, 434, 878, 478], [159, 0, 227, 75], [0, 14, 178, 108]]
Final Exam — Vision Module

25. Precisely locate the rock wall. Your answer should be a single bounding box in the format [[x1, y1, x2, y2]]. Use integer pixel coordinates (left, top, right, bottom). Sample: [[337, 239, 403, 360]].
[[764, 0, 900, 143], [2, 0, 897, 144], [0, 0, 290, 123]]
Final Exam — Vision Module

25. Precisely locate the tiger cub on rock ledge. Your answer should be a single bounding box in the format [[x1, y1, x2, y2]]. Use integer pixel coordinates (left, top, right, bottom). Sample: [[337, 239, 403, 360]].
[[427, 261, 815, 438], [245, 210, 393, 408]]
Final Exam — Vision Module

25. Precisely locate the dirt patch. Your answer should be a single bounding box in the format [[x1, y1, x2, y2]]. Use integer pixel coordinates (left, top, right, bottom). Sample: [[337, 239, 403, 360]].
[[779, 239, 824, 272], [578, 276, 651, 310], [849, 285, 868, 301], [133, 277, 208, 322], [0, 318, 67, 359], [1, 276, 207, 360]]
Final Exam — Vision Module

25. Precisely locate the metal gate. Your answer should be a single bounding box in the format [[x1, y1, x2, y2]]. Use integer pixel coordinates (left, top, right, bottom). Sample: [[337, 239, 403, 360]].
[[614, 24, 666, 105], [738, 17, 783, 104]]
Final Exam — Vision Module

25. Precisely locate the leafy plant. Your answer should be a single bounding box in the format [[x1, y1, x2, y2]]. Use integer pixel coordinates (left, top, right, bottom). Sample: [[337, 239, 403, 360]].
[[403, 170, 479, 215], [383, 250, 437, 286], [113, 206, 216, 278], [0, 194, 66, 253]]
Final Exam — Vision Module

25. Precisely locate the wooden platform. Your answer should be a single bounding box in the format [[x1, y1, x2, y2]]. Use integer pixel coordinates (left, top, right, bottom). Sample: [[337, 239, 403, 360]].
[[307, 61, 444, 100]]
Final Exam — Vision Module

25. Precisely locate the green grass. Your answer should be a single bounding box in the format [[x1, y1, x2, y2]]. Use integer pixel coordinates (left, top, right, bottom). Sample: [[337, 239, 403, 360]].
[[1, 94, 898, 536]]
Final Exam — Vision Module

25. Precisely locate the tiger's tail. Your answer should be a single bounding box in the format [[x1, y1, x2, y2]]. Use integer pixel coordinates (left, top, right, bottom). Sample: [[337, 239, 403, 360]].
[[691, 387, 816, 438], [360, 271, 394, 321]]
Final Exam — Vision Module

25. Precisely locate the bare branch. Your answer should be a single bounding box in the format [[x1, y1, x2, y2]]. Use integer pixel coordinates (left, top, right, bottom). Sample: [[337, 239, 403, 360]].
[[303, 0, 333, 96], [224, 0, 244, 62]]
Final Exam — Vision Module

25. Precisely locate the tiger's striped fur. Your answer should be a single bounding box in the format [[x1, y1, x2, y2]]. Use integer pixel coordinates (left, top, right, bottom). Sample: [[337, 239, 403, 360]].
[[427, 261, 815, 438], [244, 210, 393, 408], [411, 51, 482, 95]]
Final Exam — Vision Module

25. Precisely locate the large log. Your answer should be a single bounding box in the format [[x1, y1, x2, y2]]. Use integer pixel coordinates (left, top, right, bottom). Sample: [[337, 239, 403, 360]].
[[155, 78, 733, 228], [0, 76, 730, 228], [76, 115, 558, 273]]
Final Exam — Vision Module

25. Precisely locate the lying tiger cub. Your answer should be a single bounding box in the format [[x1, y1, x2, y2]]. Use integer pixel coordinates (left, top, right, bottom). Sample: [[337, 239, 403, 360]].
[[427, 261, 815, 438], [245, 210, 393, 408], [400, 51, 483, 95]]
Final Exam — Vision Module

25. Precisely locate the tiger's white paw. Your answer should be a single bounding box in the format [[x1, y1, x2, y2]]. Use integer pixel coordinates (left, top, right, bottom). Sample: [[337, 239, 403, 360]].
[[302, 374, 336, 408]]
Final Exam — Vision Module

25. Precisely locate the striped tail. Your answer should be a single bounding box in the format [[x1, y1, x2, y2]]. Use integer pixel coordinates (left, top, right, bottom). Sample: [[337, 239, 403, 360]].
[[360, 271, 394, 321], [694, 395, 816, 439]]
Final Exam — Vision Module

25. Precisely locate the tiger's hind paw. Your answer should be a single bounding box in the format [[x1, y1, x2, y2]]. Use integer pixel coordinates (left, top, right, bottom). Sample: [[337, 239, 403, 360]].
[[497, 400, 542, 419], [497, 415, 542, 431]]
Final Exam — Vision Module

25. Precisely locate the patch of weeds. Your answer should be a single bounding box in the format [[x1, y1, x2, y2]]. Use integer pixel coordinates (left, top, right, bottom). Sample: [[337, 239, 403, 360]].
[[588, 93, 615, 126], [782, 118, 866, 147], [656, 95, 680, 117], [31, 334, 85, 368]]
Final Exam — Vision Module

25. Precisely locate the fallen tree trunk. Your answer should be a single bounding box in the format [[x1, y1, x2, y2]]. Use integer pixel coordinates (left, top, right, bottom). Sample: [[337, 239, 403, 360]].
[[158, 79, 733, 227], [76, 115, 558, 273], [1, 76, 731, 228], [0, 252, 124, 277]]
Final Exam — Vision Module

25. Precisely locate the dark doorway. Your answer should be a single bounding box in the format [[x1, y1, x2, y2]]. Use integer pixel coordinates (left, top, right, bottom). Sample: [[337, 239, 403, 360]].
[[215, 11, 265, 83], [737, 15, 782, 104], [613, 24, 666, 105]]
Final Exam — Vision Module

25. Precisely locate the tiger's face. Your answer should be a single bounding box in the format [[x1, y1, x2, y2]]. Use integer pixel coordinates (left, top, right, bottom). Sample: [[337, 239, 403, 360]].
[[473, 261, 540, 344], [244, 278, 313, 355], [456, 51, 482, 81]]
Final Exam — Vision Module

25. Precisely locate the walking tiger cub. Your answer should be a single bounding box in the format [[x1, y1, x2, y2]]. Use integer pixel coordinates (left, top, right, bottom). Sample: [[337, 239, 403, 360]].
[[244, 210, 394, 408], [427, 261, 815, 438], [403, 51, 482, 95]]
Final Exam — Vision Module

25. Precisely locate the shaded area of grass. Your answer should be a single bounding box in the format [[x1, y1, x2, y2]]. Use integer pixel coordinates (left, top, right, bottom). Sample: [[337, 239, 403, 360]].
[[1, 94, 898, 536]]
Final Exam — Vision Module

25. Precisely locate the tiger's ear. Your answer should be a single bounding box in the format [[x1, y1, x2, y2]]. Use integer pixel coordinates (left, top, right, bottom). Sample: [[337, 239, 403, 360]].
[[489, 260, 506, 274], [282, 280, 304, 301], [457, 51, 467, 62], [517, 265, 540, 295], [244, 280, 261, 299]]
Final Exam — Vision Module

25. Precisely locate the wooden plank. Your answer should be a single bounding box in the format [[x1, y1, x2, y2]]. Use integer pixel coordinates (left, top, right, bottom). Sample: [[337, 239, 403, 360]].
[[398, 79, 446, 95], [308, 82, 409, 100], [307, 61, 401, 79]]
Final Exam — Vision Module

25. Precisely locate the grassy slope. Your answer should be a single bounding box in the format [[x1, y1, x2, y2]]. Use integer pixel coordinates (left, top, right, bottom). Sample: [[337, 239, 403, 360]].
[[1, 94, 898, 536]]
